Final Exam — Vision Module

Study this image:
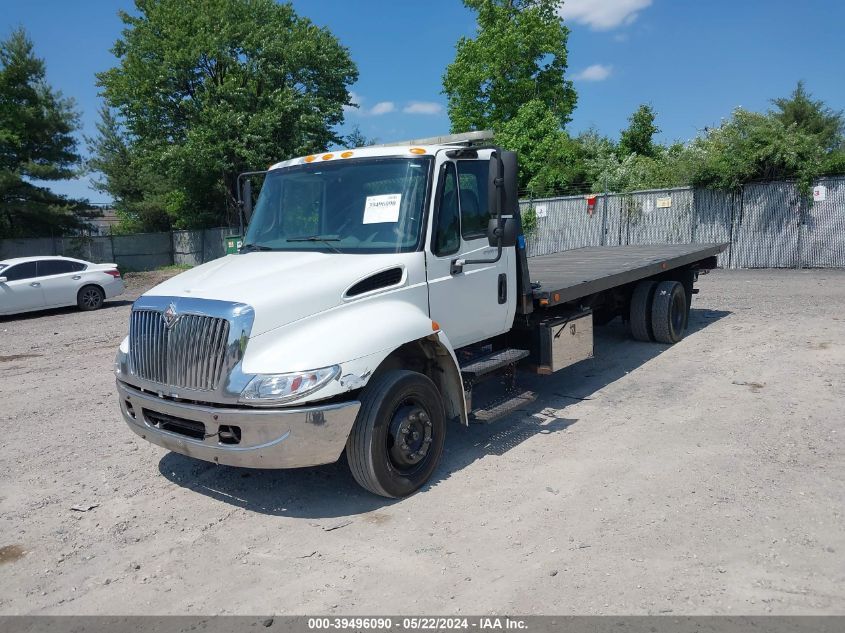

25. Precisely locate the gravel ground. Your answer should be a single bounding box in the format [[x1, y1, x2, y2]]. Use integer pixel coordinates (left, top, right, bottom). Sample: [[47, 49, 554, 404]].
[[0, 269, 843, 615]]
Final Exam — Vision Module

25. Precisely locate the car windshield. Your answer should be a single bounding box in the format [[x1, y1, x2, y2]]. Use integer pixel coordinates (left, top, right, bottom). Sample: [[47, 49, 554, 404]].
[[243, 157, 431, 253]]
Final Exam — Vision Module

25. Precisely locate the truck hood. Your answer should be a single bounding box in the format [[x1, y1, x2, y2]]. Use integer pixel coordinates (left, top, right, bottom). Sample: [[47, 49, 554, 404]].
[[144, 251, 422, 337]]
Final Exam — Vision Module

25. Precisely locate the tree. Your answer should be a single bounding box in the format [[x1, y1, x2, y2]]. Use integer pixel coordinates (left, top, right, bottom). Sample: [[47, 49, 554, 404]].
[[686, 84, 845, 195], [618, 104, 660, 158], [92, 0, 358, 230], [772, 81, 844, 151], [495, 100, 585, 194], [343, 124, 376, 148], [443, 0, 576, 133], [0, 28, 92, 238], [688, 108, 825, 194]]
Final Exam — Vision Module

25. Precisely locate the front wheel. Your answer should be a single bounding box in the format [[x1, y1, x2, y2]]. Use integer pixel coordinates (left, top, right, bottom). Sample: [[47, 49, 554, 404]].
[[346, 370, 446, 498], [77, 285, 105, 311]]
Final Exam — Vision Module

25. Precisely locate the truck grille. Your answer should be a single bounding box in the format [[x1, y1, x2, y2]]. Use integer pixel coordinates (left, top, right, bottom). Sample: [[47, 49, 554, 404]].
[[129, 310, 231, 391]]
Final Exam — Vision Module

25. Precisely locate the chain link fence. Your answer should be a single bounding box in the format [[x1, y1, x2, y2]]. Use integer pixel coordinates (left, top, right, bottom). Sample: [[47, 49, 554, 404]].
[[521, 176, 845, 269], [0, 227, 234, 270]]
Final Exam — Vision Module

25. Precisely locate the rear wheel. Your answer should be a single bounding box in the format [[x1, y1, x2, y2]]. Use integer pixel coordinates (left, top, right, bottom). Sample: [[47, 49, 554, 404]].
[[346, 370, 446, 498], [651, 280, 687, 344], [77, 285, 104, 311], [629, 280, 657, 341]]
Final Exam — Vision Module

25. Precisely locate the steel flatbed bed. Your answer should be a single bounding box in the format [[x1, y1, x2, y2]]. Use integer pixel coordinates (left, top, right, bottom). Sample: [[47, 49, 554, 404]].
[[528, 243, 728, 308]]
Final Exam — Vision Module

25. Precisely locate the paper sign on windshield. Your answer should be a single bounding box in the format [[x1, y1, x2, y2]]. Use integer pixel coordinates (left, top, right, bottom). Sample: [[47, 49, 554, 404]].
[[363, 194, 402, 224]]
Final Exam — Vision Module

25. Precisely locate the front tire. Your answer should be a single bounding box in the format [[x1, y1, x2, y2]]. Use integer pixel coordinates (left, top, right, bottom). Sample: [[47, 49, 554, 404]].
[[77, 285, 105, 311], [346, 370, 446, 498]]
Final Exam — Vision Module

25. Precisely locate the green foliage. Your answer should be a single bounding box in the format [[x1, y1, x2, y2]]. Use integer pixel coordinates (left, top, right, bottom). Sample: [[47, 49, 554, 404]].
[[443, 0, 576, 133], [343, 124, 376, 148], [772, 81, 844, 152], [688, 108, 826, 195], [91, 0, 358, 231], [645, 84, 843, 196], [494, 82, 844, 198], [495, 100, 585, 194], [618, 104, 660, 158], [87, 106, 171, 233], [520, 205, 537, 236], [0, 28, 93, 238]]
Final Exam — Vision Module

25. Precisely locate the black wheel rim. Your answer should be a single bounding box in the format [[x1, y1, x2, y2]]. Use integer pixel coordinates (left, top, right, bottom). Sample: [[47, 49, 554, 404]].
[[82, 289, 101, 309], [671, 290, 684, 332], [386, 397, 434, 475]]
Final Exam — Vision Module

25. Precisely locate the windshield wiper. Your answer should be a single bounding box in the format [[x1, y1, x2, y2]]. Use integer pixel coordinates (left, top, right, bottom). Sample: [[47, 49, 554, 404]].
[[287, 234, 343, 254], [240, 243, 275, 252], [286, 235, 341, 242]]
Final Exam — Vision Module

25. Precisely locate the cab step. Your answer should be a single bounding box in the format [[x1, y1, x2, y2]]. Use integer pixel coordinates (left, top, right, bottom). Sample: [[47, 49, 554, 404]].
[[460, 348, 530, 380], [470, 390, 537, 424]]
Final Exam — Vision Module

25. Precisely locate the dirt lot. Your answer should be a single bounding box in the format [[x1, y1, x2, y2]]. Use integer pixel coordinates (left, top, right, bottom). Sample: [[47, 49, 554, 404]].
[[0, 269, 843, 615]]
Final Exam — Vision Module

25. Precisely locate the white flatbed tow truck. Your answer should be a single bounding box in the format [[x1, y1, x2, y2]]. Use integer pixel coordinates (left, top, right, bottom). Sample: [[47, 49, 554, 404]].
[[116, 132, 726, 497]]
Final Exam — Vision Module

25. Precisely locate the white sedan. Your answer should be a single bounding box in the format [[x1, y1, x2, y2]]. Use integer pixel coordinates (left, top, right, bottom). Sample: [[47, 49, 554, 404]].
[[0, 256, 126, 316]]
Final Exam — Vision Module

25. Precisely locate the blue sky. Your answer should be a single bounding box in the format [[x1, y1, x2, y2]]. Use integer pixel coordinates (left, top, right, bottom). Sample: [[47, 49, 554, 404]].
[[3, 0, 844, 203]]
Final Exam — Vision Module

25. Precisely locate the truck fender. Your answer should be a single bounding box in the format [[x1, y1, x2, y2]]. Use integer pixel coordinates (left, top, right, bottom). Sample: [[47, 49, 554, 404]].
[[360, 330, 468, 426], [430, 330, 469, 426], [240, 291, 467, 423]]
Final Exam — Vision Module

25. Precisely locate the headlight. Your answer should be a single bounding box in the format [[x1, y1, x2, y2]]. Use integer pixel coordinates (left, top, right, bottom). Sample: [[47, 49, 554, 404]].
[[115, 337, 129, 376], [239, 366, 340, 405]]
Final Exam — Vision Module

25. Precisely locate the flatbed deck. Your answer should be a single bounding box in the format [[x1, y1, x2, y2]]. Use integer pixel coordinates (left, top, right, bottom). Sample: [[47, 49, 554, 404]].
[[528, 243, 727, 307]]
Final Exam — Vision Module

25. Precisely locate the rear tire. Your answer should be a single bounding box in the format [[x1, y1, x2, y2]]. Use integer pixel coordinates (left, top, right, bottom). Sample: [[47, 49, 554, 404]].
[[346, 370, 446, 498], [651, 281, 687, 344], [77, 285, 105, 311], [630, 280, 657, 341]]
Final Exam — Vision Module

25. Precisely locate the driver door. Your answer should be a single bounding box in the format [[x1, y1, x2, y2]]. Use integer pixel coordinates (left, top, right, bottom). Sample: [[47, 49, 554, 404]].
[[0, 262, 45, 314], [425, 157, 514, 349]]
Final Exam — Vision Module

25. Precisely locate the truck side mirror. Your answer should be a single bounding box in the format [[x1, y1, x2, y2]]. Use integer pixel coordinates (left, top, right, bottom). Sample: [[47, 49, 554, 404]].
[[486, 149, 520, 247], [487, 154, 502, 219], [242, 179, 253, 222], [487, 217, 518, 248]]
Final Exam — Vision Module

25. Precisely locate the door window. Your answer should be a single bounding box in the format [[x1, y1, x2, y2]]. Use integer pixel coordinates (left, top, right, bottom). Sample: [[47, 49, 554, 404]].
[[3, 262, 37, 281], [37, 260, 78, 276], [457, 160, 491, 239], [432, 163, 460, 256]]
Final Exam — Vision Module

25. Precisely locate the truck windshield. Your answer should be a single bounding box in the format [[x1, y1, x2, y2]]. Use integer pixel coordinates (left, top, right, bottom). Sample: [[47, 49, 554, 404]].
[[243, 157, 431, 253]]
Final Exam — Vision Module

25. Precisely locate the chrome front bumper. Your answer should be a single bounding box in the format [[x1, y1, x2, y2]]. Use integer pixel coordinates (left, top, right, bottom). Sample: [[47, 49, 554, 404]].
[[117, 380, 360, 468]]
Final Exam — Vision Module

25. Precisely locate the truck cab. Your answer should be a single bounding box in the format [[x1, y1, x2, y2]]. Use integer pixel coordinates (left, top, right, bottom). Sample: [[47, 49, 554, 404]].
[[116, 133, 724, 498]]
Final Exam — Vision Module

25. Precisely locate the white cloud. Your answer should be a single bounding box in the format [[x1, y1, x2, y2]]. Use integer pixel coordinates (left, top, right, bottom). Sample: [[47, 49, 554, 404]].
[[403, 101, 443, 115], [344, 95, 397, 117], [558, 0, 652, 30], [369, 101, 396, 116], [573, 64, 613, 81]]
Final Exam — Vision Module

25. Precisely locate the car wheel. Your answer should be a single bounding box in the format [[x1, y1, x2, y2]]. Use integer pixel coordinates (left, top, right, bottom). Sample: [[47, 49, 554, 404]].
[[346, 370, 446, 498], [77, 285, 105, 311]]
